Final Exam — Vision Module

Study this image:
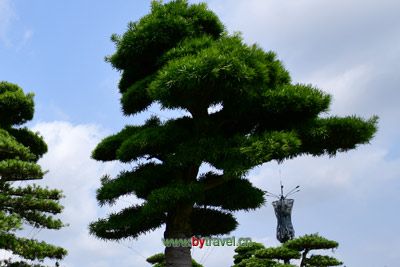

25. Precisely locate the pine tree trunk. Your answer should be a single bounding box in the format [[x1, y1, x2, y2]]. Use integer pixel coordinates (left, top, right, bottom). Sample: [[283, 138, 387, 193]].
[[165, 246, 192, 267], [300, 249, 309, 267], [164, 204, 193, 267]]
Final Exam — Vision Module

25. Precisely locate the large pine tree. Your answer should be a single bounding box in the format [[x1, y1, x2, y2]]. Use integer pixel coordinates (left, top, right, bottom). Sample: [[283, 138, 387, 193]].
[[89, 1, 377, 266], [0, 81, 66, 266]]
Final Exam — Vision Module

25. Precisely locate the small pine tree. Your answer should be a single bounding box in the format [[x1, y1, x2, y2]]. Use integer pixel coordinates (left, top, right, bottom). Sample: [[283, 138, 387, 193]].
[[90, 1, 377, 266], [232, 234, 342, 267], [233, 234, 342, 267], [233, 242, 297, 267], [0, 82, 67, 266]]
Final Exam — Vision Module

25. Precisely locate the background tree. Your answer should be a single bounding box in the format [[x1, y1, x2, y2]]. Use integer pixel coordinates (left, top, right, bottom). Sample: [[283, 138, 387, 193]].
[[255, 246, 300, 265], [0, 81, 67, 266], [233, 242, 265, 265], [89, 0, 377, 266], [282, 234, 342, 267], [233, 234, 341, 267], [235, 257, 295, 267], [232, 242, 290, 267]]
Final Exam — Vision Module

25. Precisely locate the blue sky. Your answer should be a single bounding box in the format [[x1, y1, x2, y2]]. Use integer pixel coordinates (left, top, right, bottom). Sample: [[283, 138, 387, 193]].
[[1, 0, 400, 266]]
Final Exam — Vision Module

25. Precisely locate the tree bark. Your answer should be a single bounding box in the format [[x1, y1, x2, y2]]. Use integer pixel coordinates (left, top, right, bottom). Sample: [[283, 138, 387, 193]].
[[300, 249, 309, 267], [164, 159, 200, 266], [165, 246, 192, 267], [164, 203, 193, 267]]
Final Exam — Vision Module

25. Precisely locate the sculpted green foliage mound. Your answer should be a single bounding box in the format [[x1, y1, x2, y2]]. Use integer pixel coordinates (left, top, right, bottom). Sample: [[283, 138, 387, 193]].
[[0, 81, 66, 266], [89, 0, 377, 266], [233, 234, 342, 267], [147, 253, 203, 267]]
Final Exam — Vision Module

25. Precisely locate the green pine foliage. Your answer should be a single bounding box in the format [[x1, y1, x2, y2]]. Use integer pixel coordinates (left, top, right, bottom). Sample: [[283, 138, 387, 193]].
[[285, 234, 342, 267], [284, 234, 339, 251], [233, 234, 342, 267], [233, 242, 266, 265], [0, 81, 67, 266], [255, 246, 301, 262], [146, 253, 203, 267], [232, 242, 298, 267], [235, 257, 295, 267], [89, 0, 377, 265]]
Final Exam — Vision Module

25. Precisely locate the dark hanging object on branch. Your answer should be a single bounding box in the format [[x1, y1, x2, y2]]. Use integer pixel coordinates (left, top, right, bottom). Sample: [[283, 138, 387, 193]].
[[273, 198, 294, 243], [267, 183, 300, 243]]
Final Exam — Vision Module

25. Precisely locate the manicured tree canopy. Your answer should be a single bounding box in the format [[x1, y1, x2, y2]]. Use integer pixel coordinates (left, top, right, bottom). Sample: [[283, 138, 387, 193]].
[[284, 234, 339, 251], [232, 242, 293, 267], [0, 81, 67, 266], [233, 257, 287, 267], [89, 0, 377, 265], [233, 242, 266, 265], [284, 234, 342, 267], [146, 253, 203, 267], [235, 234, 342, 267], [255, 246, 301, 262], [304, 255, 342, 267], [233, 244, 297, 267]]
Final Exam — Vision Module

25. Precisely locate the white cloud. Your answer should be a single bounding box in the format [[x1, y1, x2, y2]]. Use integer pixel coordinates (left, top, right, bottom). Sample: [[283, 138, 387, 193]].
[[205, 0, 400, 52], [301, 64, 372, 115]]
